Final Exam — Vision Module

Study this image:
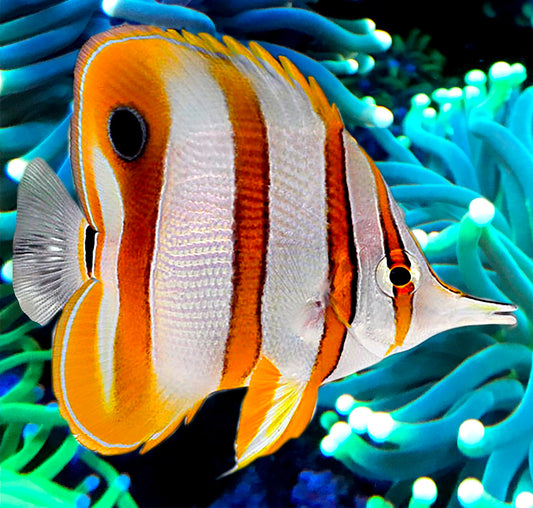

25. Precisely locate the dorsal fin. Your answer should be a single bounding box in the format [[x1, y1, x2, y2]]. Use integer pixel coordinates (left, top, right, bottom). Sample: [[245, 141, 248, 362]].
[[84, 25, 342, 128], [166, 29, 342, 128]]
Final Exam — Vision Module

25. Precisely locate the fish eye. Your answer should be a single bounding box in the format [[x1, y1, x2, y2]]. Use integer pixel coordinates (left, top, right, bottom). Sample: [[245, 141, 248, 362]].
[[375, 252, 421, 298], [108, 107, 147, 161], [389, 265, 411, 287]]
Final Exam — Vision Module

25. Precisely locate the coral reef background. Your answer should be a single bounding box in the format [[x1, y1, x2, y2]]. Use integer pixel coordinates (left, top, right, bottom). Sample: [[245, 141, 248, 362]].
[[1, 0, 532, 507]]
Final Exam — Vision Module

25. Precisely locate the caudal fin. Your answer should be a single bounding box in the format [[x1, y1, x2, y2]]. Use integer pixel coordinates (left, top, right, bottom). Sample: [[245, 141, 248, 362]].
[[13, 158, 89, 325]]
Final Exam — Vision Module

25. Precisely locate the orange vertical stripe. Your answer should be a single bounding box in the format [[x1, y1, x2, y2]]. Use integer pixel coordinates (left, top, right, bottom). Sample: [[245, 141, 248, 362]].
[[363, 151, 414, 352], [110, 44, 171, 410], [363, 150, 408, 264], [211, 58, 269, 389], [314, 110, 357, 383], [385, 283, 415, 355]]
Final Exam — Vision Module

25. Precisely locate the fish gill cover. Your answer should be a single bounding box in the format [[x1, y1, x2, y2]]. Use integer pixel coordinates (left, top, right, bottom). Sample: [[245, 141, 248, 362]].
[[0, 1, 531, 507]]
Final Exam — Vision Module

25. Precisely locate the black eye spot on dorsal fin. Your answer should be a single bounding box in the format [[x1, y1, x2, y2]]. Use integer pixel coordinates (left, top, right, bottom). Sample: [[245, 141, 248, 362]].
[[108, 107, 147, 161], [84, 225, 96, 277]]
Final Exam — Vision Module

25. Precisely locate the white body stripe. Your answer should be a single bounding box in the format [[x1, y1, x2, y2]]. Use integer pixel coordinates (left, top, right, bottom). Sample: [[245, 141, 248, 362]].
[[234, 55, 330, 380], [90, 148, 125, 403], [150, 47, 236, 402], [325, 133, 392, 382]]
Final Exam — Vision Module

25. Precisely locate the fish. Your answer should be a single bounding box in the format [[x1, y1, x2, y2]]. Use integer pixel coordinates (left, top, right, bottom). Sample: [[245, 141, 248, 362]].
[[12, 25, 517, 473]]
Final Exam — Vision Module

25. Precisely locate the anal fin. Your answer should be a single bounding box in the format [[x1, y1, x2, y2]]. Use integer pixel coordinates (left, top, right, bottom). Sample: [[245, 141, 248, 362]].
[[229, 356, 319, 473]]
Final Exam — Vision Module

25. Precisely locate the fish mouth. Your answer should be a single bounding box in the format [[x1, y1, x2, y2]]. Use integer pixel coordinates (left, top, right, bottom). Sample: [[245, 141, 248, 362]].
[[438, 288, 519, 329], [491, 305, 518, 314], [466, 298, 518, 327], [488, 304, 518, 326]]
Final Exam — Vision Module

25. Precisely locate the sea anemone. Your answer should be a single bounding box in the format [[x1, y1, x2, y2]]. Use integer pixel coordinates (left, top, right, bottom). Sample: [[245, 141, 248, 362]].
[[318, 61, 533, 507], [342, 28, 462, 130], [2, 1, 532, 506]]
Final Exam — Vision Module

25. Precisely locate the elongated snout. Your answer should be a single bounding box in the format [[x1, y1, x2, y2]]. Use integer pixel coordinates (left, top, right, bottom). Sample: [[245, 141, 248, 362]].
[[450, 292, 517, 327], [402, 276, 517, 352]]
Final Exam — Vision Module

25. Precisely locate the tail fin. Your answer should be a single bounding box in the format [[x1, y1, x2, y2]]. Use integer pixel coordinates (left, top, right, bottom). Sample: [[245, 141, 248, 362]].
[[13, 158, 89, 325]]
